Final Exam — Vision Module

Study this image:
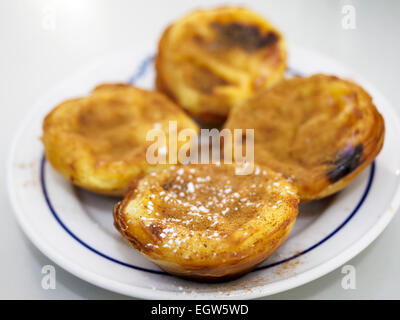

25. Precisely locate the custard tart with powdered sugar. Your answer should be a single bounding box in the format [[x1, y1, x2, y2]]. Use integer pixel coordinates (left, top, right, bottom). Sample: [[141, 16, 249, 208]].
[[114, 163, 298, 282]]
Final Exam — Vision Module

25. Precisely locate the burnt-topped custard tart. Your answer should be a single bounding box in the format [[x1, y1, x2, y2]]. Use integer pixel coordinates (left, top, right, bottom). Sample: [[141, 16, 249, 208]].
[[224, 74, 385, 201], [155, 6, 287, 123]]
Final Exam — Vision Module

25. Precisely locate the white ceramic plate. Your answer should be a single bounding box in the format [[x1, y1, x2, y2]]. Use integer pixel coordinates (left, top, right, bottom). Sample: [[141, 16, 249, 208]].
[[8, 44, 400, 299]]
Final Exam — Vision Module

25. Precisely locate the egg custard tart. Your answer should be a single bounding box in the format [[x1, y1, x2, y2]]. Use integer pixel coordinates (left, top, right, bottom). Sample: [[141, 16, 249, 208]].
[[224, 74, 385, 202], [155, 6, 287, 123], [42, 84, 199, 196], [113, 164, 299, 282]]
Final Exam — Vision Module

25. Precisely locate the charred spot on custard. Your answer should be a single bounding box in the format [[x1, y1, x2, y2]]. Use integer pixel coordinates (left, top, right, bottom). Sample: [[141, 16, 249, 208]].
[[189, 65, 229, 94], [149, 224, 163, 239], [326, 144, 363, 183], [162, 180, 174, 191], [211, 22, 279, 52]]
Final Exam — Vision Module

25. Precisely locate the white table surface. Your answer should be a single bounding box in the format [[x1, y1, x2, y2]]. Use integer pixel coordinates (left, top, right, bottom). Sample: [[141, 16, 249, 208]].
[[1, 0, 399, 299]]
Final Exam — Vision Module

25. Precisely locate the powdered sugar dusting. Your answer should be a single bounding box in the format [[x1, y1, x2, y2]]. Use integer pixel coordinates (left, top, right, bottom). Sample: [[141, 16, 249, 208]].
[[127, 164, 297, 254]]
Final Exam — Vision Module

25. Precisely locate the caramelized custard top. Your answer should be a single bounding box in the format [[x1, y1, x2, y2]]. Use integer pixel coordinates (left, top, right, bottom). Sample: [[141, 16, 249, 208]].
[[47, 85, 197, 165], [76, 98, 140, 163], [224, 74, 384, 200], [125, 164, 297, 242]]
